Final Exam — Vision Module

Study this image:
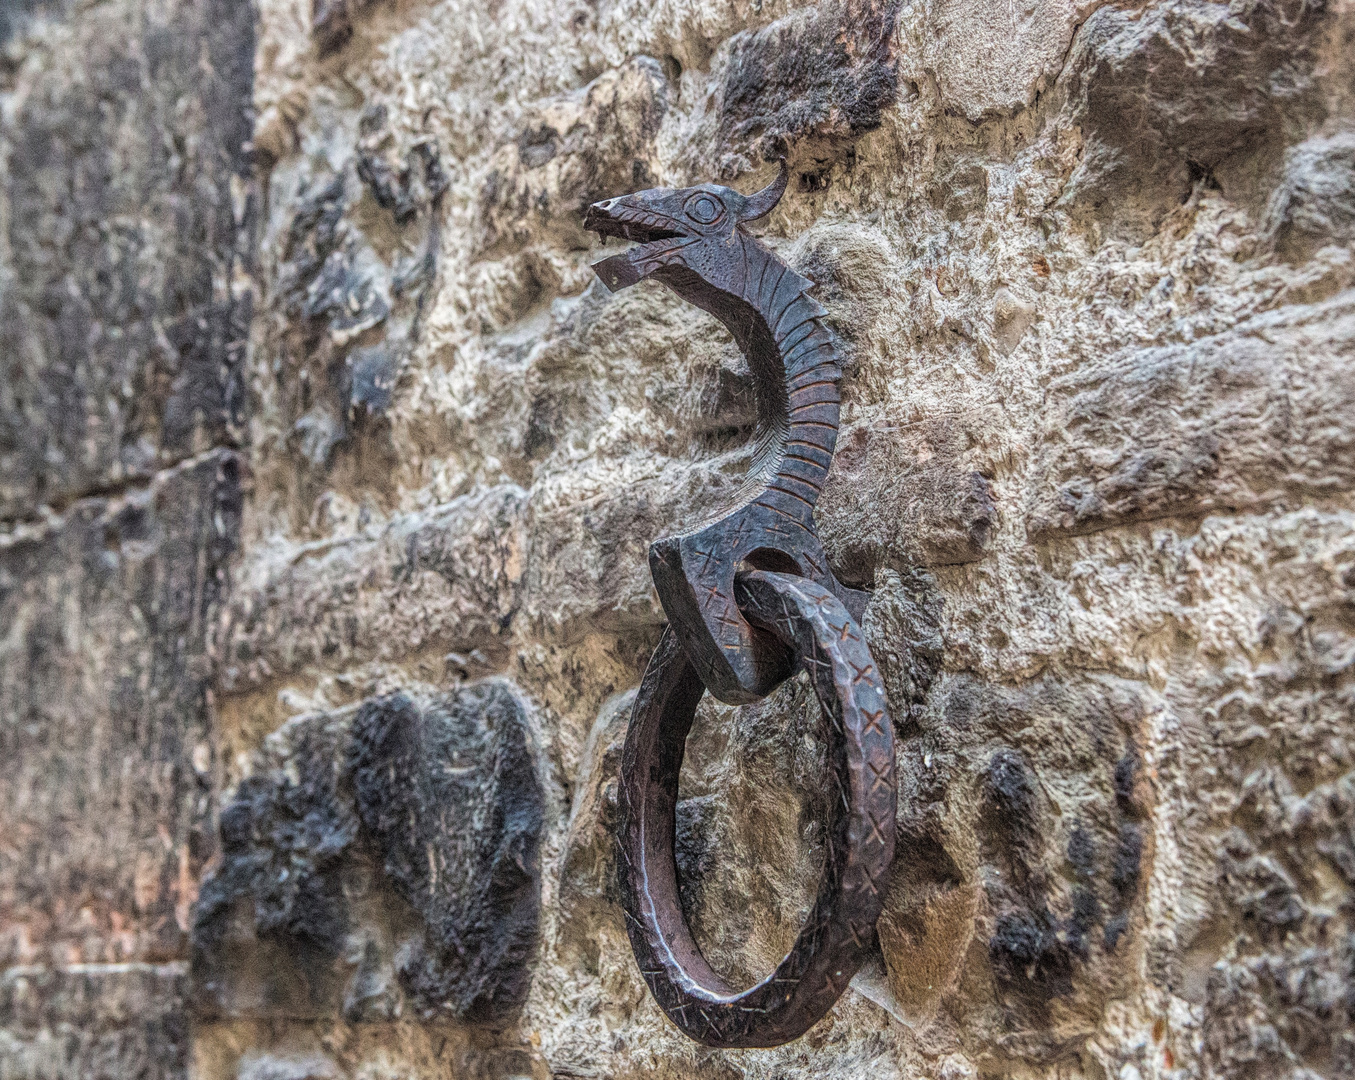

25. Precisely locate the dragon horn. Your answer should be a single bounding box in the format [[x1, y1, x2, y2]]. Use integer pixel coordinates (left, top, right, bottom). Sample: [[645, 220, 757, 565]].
[[739, 160, 788, 221]]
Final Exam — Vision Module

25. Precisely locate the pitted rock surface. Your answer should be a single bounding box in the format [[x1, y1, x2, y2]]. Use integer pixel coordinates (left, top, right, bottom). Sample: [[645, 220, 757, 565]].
[[349, 684, 544, 1023]]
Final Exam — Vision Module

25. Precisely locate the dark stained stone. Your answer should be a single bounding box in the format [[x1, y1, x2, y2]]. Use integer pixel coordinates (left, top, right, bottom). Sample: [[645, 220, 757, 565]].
[[190, 679, 544, 1026], [881, 675, 1158, 1050], [312, 0, 381, 55], [1110, 824, 1145, 902], [980, 747, 1079, 1008], [0, 0, 254, 522], [1066, 826, 1098, 881], [1113, 749, 1143, 815], [0, 451, 242, 970], [356, 111, 449, 224], [260, 109, 444, 482], [988, 907, 1076, 1004], [516, 126, 560, 170], [349, 684, 544, 1024], [348, 344, 398, 416], [984, 748, 1040, 837], [717, 0, 901, 170], [190, 711, 359, 1019]]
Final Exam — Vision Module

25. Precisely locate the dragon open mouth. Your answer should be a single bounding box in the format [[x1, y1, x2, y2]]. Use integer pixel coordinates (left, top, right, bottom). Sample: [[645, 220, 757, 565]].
[[584, 199, 691, 291], [584, 202, 687, 246], [590, 218, 685, 245]]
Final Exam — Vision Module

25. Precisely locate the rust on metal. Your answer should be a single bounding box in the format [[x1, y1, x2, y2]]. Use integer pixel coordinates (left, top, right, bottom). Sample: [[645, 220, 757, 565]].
[[586, 164, 898, 1048]]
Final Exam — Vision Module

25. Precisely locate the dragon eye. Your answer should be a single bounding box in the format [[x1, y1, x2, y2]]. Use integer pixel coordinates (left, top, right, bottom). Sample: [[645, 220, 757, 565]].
[[685, 192, 725, 225]]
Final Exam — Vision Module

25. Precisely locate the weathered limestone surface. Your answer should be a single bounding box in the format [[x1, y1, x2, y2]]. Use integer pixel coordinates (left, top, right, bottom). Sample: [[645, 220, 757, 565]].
[[0, 0, 253, 1071], [3, 0, 1355, 1078]]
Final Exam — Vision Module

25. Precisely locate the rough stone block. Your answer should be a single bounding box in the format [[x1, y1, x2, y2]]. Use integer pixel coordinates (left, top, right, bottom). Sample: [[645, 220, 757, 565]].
[[0, 451, 241, 967], [917, 0, 1101, 122], [480, 58, 669, 250], [0, 0, 253, 521], [1264, 132, 1355, 261], [875, 674, 1155, 1054], [0, 964, 189, 1080], [1027, 292, 1355, 538], [191, 681, 543, 1027], [818, 415, 1000, 571], [1064, 0, 1330, 226], [221, 485, 527, 691]]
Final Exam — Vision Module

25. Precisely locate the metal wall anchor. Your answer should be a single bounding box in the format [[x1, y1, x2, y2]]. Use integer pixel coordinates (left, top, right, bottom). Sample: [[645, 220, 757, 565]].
[[586, 164, 896, 1048]]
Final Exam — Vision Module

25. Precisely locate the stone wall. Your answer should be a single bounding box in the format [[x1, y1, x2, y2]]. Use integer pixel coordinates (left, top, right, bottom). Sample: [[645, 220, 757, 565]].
[[2, 0, 1354, 1078], [0, 0, 252, 1072]]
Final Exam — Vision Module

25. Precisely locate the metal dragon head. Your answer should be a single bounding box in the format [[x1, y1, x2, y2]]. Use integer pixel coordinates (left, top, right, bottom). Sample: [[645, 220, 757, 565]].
[[584, 163, 788, 292]]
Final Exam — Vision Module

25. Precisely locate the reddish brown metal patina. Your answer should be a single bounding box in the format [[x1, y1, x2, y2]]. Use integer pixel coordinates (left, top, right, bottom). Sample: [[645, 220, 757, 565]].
[[586, 165, 896, 1048]]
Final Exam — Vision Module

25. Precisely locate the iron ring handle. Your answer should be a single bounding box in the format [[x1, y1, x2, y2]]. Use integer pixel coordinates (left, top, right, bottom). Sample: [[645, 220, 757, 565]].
[[616, 570, 896, 1048]]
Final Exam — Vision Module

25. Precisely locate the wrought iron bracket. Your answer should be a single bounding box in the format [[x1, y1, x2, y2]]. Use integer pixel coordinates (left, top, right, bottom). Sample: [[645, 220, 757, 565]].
[[587, 164, 897, 1048]]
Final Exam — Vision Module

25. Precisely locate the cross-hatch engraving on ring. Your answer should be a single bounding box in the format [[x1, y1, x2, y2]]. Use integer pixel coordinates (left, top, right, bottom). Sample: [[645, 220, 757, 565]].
[[586, 165, 901, 1049]]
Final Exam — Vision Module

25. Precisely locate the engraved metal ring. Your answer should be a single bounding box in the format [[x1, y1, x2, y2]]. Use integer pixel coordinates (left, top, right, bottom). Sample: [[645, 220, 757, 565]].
[[617, 571, 896, 1048]]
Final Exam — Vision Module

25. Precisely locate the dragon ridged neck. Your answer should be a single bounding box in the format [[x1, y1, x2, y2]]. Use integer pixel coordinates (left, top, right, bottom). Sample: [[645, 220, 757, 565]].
[[653, 232, 837, 526]]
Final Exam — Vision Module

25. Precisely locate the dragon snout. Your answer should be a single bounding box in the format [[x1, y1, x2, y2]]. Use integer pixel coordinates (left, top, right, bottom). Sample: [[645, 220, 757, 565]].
[[585, 192, 693, 292], [583, 197, 630, 234], [585, 196, 688, 245], [584, 197, 616, 220]]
